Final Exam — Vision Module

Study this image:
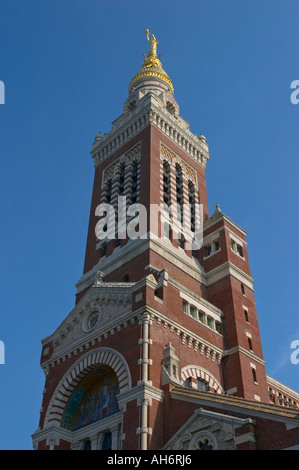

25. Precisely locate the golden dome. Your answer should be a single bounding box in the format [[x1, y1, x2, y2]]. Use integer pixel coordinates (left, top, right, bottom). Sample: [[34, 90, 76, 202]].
[[128, 29, 174, 95]]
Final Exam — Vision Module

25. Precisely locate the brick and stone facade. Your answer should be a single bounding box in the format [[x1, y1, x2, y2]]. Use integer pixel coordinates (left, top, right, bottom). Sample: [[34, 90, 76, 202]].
[[32, 31, 299, 451]]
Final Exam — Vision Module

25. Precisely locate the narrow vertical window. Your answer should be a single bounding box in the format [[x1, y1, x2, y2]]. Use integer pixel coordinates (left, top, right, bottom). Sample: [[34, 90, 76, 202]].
[[189, 305, 196, 318], [205, 244, 211, 257], [163, 161, 171, 238], [188, 181, 196, 233], [163, 161, 170, 207], [106, 180, 112, 203], [237, 244, 244, 257], [175, 164, 183, 224], [244, 310, 249, 322], [131, 162, 138, 204], [119, 164, 125, 194], [213, 240, 219, 251]]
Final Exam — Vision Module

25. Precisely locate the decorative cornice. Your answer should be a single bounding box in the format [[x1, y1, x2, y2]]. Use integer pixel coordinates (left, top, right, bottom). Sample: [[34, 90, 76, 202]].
[[91, 93, 209, 170], [145, 304, 223, 365], [41, 310, 139, 373], [42, 282, 134, 345]]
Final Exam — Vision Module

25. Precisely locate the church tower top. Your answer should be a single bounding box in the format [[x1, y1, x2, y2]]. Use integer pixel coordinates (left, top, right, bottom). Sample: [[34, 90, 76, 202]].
[[128, 29, 174, 95]]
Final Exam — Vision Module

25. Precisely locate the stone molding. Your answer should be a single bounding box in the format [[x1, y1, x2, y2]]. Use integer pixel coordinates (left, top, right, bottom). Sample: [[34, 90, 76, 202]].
[[91, 92, 209, 170]]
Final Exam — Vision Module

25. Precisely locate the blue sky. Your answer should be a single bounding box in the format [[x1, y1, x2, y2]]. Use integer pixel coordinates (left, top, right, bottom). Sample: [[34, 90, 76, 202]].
[[0, 0, 298, 450]]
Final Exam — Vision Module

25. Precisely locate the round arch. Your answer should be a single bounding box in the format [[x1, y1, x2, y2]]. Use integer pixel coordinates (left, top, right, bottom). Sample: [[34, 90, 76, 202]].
[[43, 347, 131, 427], [180, 365, 223, 394]]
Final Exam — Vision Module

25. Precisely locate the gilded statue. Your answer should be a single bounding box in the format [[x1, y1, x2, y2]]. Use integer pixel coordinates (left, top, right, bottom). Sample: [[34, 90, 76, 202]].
[[145, 29, 159, 58], [128, 28, 174, 94], [142, 29, 162, 69]]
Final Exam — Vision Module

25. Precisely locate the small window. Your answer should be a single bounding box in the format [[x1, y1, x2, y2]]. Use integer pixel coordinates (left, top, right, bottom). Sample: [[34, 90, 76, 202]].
[[205, 245, 212, 257], [183, 301, 188, 314], [183, 377, 192, 388], [190, 305, 196, 318], [197, 379, 208, 391], [241, 283, 245, 296], [244, 310, 249, 322], [213, 240, 219, 252], [207, 317, 213, 329], [215, 322, 221, 333], [198, 311, 205, 323], [166, 101, 176, 115], [248, 338, 253, 351], [252, 368, 257, 383]]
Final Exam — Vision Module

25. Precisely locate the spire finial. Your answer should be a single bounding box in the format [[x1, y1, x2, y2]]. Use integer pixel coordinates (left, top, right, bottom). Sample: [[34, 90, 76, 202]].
[[128, 29, 174, 95]]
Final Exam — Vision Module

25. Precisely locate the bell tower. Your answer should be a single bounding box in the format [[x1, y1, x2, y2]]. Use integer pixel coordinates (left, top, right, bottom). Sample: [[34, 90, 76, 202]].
[[32, 30, 279, 451]]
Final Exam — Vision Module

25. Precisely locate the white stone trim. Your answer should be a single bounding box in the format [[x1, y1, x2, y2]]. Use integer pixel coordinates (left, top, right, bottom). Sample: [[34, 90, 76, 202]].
[[180, 291, 222, 322], [43, 347, 131, 428], [206, 261, 254, 290], [180, 364, 224, 394]]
